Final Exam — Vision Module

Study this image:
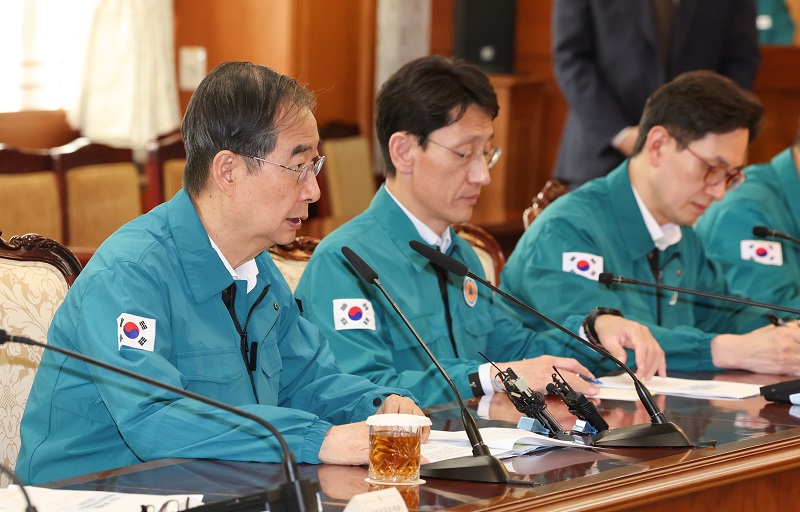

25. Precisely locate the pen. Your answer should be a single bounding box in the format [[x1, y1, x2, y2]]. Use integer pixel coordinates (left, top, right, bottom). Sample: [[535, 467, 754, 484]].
[[576, 373, 602, 385], [768, 313, 787, 327]]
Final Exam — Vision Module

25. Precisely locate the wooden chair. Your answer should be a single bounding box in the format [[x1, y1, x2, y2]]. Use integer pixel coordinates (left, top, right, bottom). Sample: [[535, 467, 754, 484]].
[[0, 145, 63, 242], [454, 222, 506, 286], [51, 138, 141, 247], [320, 135, 377, 220], [522, 178, 569, 230], [0, 232, 81, 487], [268, 236, 321, 292], [144, 130, 186, 211]]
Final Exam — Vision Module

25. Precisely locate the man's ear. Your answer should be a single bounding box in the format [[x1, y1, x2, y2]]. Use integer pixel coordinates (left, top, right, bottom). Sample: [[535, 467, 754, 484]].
[[645, 125, 671, 167], [388, 132, 417, 176], [208, 150, 239, 197]]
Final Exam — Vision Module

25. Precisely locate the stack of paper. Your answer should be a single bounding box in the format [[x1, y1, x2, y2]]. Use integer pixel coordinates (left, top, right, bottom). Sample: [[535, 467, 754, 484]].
[[597, 374, 762, 400], [422, 427, 587, 463], [0, 486, 203, 512]]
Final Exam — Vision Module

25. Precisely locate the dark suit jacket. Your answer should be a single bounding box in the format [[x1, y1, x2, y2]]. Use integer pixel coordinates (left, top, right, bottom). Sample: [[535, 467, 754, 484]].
[[551, 0, 760, 187]]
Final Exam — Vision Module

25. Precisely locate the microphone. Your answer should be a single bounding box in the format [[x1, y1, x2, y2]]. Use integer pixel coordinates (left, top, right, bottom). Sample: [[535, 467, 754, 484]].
[[409, 240, 692, 449], [0, 330, 321, 512], [598, 272, 800, 317], [753, 225, 800, 245], [340, 246, 509, 483]]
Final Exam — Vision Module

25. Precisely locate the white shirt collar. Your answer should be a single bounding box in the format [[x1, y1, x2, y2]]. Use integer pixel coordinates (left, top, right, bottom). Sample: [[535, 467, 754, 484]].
[[209, 237, 259, 293], [632, 186, 682, 251], [385, 187, 452, 253]]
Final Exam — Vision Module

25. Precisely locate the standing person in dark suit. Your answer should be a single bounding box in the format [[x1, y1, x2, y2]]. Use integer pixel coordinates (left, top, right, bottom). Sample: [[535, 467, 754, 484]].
[[551, 0, 761, 188]]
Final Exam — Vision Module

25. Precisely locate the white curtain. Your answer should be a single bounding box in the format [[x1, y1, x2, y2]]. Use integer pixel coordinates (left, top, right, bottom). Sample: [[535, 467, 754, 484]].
[[69, 0, 180, 151]]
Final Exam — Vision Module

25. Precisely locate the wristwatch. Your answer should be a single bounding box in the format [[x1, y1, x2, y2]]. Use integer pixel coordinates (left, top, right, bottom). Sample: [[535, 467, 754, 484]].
[[582, 307, 623, 346]]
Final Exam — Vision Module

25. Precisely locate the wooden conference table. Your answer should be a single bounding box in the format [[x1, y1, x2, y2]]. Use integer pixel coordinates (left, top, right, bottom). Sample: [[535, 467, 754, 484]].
[[43, 371, 800, 511]]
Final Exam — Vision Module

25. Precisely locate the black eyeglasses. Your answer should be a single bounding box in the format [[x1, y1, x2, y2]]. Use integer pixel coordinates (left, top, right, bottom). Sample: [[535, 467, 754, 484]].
[[141, 497, 191, 512], [424, 138, 502, 170], [239, 153, 325, 184], [683, 145, 746, 191]]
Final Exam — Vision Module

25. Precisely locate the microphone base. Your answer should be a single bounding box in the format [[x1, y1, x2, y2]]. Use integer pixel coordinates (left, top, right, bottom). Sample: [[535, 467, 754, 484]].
[[420, 454, 509, 483], [590, 422, 692, 448]]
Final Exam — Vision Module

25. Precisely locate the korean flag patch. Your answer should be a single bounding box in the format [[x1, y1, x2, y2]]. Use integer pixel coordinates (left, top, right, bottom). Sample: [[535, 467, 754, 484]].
[[740, 240, 783, 266], [117, 313, 156, 352], [333, 299, 377, 331], [562, 252, 604, 281]]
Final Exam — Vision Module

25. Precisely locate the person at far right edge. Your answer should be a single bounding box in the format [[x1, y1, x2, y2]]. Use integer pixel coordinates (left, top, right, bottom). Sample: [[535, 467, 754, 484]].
[[502, 70, 800, 376], [695, 118, 800, 315]]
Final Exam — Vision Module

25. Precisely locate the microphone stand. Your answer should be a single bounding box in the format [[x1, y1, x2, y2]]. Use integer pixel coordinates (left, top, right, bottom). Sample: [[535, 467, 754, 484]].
[[1, 462, 37, 512], [598, 273, 800, 317], [341, 247, 509, 483], [0, 330, 321, 512], [409, 240, 692, 449]]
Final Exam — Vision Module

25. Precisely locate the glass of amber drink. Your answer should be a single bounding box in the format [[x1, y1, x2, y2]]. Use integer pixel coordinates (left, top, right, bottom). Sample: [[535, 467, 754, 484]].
[[365, 414, 431, 485]]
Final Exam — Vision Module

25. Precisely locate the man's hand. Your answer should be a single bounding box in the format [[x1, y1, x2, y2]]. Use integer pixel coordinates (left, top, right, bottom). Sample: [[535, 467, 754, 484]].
[[594, 315, 666, 379], [318, 422, 371, 465], [712, 322, 800, 374], [318, 395, 430, 465], [375, 394, 424, 415], [375, 394, 429, 442], [612, 125, 640, 157], [501, 355, 599, 396]]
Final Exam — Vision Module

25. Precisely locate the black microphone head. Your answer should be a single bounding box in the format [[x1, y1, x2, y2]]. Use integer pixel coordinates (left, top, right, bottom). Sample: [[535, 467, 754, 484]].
[[598, 272, 615, 285], [408, 240, 468, 277], [545, 383, 558, 395], [341, 246, 379, 283], [753, 226, 771, 238]]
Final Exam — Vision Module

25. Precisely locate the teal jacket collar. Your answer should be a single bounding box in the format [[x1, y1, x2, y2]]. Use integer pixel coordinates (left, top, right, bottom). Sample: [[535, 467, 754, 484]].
[[605, 161, 658, 260], [167, 189, 242, 304], [368, 184, 470, 275]]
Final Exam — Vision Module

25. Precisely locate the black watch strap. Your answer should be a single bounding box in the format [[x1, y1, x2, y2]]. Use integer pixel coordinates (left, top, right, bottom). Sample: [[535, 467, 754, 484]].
[[582, 307, 623, 346], [468, 372, 484, 397]]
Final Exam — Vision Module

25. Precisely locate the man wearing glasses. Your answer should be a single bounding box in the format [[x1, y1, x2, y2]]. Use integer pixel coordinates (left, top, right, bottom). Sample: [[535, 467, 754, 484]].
[[295, 55, 666, 408], [18, 61, 424, 485], [696, 118, 800, 315], [503, 71, 800, 376]]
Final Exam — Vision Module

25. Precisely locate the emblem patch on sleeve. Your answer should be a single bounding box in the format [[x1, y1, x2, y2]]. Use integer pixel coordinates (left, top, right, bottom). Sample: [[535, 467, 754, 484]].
[[117, 313, 156, 351], [562, 252, 604, 280], [740, 240, 783, 266], [333, 299, 376, 331]]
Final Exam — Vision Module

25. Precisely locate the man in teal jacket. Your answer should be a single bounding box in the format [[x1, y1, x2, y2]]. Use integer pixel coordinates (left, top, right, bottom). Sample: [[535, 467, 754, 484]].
[[503, 71, 800, 376], [295, 56, 665, 408], [696, 125, 800, 311], [17, 62, 422, 484]]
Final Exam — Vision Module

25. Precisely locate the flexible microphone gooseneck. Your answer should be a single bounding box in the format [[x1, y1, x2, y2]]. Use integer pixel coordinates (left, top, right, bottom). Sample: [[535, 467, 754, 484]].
[[340, 246, 509, 483], [0, 330, 321, 512], [753, 225, 800, 245], [0, 462, 37, 512], [409, 240, 692, 449], [598, 272, 800, 317]]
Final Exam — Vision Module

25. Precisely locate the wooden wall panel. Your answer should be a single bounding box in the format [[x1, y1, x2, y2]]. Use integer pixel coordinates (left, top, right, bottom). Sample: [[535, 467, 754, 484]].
[[173, 0, 374, 135], [750, 46, 800, 165], [173, 0, 293, 115]]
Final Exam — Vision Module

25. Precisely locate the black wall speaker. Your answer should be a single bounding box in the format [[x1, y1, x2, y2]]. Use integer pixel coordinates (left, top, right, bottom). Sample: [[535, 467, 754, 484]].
[[452, 0, 516, 74]]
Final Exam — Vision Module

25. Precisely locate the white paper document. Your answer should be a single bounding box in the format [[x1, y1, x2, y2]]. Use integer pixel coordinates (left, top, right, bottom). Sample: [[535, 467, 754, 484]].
[[422, 427, 587, 462], [597, 373, 762, 400], [586, 387, 641, 401], [0, 485, 204, 512]]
